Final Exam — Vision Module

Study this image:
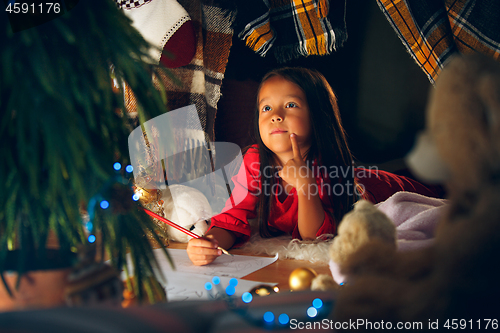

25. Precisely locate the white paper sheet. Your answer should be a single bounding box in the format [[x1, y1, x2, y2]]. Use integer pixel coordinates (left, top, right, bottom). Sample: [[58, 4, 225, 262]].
[[153, 248, 279, 278], [164, 273, 273, 302], [143, 249, 278, 302]]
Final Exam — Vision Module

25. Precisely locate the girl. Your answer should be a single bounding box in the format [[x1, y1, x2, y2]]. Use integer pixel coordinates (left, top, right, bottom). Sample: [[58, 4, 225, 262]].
[[187, 67, 441, 265]]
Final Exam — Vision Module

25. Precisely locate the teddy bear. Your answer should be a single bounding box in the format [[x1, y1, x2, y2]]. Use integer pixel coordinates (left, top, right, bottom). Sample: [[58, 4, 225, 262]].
[[161, 184, 212, 242], [326, 53, 500, 326]]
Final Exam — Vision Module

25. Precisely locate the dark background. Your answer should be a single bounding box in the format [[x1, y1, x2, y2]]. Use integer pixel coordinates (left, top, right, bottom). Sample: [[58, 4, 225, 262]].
[[215, 0, 432, 170]]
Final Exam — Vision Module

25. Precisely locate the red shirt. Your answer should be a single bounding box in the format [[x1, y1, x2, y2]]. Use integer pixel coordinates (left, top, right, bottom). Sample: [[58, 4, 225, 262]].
[[209, 145, 441, 245]]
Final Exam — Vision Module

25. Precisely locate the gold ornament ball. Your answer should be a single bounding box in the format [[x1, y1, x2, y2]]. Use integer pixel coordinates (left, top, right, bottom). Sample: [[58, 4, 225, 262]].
[[289, 267, 318, 291], [249, 284, 279, 297]]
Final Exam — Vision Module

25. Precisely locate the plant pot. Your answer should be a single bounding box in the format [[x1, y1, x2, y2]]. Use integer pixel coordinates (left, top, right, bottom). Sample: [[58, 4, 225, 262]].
[[0, 249, 76, 312]]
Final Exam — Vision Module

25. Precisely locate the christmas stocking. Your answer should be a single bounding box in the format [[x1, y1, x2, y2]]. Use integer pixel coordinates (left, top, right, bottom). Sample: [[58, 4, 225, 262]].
[[117, 0, 196, 68]]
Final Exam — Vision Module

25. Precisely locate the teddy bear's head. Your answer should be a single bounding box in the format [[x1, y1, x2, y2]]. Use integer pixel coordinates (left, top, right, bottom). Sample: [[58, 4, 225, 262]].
[[407, 54, 500, 196], [330, 200, 396, 264], [161, 184, 212, 243]]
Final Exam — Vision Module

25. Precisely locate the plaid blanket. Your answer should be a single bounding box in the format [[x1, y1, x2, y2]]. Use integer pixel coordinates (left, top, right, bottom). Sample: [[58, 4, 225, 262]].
[[238, 0, 347, 63], [125, 0, 236, 142], [377, 0, 500, 84]]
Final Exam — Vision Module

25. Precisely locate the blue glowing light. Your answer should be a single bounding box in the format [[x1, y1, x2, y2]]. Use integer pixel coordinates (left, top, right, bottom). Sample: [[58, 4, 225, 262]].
[[312, 298, 323, 309], [132, 194, 140, 201], [113, 162, 122, 171], [225, 285, 235, 296], [100, 200, 109, 209], [85, 222, 93, 232], [125, 165, 134, 173], [229, 278, 238, 287], [307, 307, 318, 318], [212, 276, 220, 285], [340, 282, 345, 286], [88, 235, 96, 243], [241, 292, 253, 303], [263, 312, 274, 323], [278, 314, 289, 325], [204, 282, 213, 291]]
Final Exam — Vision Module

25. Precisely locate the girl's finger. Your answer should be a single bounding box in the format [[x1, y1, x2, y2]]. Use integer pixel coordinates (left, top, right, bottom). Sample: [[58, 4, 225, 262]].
[[188, 237, 218, 249], [290, 133, 302, 160]]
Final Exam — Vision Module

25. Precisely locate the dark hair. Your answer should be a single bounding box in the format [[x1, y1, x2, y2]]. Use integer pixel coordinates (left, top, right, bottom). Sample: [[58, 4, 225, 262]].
[[253, 67, 356, 238]]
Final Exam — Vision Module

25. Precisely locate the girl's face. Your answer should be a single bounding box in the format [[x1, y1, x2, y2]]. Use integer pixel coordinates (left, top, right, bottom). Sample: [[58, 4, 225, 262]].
[[258, 75, 312, 164]]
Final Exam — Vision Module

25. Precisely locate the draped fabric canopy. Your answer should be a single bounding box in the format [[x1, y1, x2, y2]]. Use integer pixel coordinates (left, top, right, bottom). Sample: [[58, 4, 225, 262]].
[[377, 0, 500, 83]]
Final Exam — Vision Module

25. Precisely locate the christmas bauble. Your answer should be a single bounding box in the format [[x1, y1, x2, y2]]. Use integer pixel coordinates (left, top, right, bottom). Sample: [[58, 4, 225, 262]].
[[249, 284, 279, 297], [289, 267, 318, 291]]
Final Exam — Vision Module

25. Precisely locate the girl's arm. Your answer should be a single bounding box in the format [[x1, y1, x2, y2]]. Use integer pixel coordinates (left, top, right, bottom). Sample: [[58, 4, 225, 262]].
[[279, 134, 325, 240], [296, 176, 325, 240], [186, 227, 236, 266]]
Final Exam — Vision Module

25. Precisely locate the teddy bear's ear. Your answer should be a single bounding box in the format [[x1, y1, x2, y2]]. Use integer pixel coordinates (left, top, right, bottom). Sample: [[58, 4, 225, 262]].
[[406, 131, 451, 183], [477, 73, 500, 136]]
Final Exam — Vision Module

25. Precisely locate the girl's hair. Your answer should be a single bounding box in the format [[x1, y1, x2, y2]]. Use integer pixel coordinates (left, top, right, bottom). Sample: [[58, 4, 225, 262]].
[[253, 67, 356, 238]]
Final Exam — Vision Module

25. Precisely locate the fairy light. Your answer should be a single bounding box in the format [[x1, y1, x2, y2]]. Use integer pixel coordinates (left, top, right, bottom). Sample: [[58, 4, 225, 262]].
[[229, 278, 238, 287], [307, 307, 318, 318], [113, 162, 122, 171], [100, 200, 109, 209], [241, 292, 252, 303], [225, 285, 236, 296], [201, 277, 330, 329], [278, 314, 290, 325], [312, 298, 323, 309], [125, 165, 133, 173], [88, 235, 96, 243], [263, 312, 275, 323], [132, 193, 140, 201]]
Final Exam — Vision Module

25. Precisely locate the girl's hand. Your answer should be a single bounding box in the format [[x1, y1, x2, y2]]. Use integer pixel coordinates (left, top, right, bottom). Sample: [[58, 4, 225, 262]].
[[186, 235, 222, 266], [278, 134, 314, 191]]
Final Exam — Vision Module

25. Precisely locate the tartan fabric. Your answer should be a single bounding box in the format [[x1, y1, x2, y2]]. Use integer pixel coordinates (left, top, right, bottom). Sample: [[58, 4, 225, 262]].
[[115, 0, 152, 9], [377, 0, 500, 84], [125, 0, 236, 142], [238, 0, 347, 63]]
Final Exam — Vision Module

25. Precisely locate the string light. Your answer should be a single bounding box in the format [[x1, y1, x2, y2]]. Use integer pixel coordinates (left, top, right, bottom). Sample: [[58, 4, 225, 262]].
[[100, 200, 109, 209], [202, 277, 329, 329], [229, 278, 238, 287], [312, 298, 323, 309], [225, 285, 236, 296], [132, 193, 140, 201], [278, 314, 290, 325], [263, 312, 274, 323], [88, 235, 96, 243], [113, 162, 122, 171], [307, 306, 318, 318], [241, 292, 252, 303], [125, 165, 133, 173]]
